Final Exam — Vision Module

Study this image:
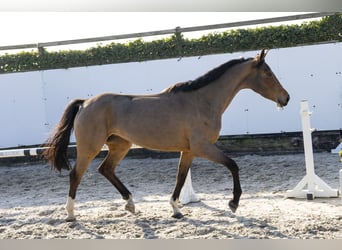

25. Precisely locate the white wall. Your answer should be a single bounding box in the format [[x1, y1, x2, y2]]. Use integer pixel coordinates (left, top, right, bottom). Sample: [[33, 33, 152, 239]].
[[0, 42, 341, 148]]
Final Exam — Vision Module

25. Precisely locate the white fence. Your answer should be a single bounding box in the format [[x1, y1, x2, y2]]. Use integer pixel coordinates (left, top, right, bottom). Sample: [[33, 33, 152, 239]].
[[0, 42, 341, 148]]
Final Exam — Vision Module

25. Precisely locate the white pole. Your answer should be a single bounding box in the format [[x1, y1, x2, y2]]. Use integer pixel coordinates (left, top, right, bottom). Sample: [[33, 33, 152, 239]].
[[0, 147, 49, 158], [300, 100, 316, 198]]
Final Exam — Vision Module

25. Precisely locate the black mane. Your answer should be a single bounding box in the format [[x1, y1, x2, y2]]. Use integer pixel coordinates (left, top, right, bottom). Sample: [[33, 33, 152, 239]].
[[167, 57, 251, 93]]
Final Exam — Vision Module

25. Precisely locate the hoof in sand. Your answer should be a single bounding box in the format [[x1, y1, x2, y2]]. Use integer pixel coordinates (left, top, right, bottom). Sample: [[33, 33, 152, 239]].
[[65, 216, 76, 222], [125, 204, 135, 214], [172, 212, 184, 219], [228, 200, 238, 213]]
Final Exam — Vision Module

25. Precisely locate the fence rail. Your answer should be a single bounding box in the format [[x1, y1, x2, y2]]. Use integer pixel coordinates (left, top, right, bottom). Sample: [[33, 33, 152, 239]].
[[0, 12, 340, 51], [0, 144, 144, 159]]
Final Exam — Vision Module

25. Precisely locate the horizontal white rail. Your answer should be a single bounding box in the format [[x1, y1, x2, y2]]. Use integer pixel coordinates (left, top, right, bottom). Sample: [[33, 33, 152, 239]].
[[0, 144, 142, 159], [0, 144, 143, 159]]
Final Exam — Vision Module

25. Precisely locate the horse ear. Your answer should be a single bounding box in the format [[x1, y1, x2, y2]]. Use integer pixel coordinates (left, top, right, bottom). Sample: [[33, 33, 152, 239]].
[[260, 49, 268, 60], [256, 49, 268, 66]]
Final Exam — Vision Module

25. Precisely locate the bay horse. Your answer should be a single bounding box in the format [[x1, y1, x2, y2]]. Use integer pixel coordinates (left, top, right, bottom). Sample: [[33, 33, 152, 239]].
[[44, 49, 289, 221]]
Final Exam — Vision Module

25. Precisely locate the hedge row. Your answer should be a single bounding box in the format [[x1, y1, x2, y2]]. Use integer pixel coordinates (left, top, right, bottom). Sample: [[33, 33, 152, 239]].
[[1, 15, 341, 74]]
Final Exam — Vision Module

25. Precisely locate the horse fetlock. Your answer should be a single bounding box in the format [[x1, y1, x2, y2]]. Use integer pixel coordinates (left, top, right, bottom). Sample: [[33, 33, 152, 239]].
[[124, 195, 135, 214], [65, 208, 76, 222], [170, 198, 184, 219], [65, 196, 76, 221]]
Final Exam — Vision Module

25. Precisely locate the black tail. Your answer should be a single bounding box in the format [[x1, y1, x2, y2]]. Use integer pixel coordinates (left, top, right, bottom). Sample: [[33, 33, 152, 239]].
[[43, 99, 85, 172]]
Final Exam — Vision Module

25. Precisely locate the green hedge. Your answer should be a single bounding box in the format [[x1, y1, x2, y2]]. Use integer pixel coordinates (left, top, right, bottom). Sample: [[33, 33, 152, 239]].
[[1, 15, 341, 74]]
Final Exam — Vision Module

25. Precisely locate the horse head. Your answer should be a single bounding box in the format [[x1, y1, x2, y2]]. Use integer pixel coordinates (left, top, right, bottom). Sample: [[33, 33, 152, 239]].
[[246, 49, 290, 108]]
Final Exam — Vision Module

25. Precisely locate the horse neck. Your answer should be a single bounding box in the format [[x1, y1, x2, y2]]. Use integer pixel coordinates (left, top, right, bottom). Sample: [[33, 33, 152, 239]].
[[196, 65, 249, 114]]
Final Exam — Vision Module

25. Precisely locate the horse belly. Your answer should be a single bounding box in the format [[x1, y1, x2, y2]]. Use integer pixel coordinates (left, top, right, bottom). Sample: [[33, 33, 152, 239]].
[[122, 124, 189, 152], [116, 112, 190, 152]]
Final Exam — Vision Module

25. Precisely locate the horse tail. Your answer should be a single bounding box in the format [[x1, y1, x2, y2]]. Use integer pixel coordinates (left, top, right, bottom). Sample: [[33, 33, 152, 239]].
[[43, 99, 85, 172]]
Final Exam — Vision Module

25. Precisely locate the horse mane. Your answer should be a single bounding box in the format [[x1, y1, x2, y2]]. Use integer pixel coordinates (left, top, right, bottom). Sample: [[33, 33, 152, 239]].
[[166, 57, 251, 93]]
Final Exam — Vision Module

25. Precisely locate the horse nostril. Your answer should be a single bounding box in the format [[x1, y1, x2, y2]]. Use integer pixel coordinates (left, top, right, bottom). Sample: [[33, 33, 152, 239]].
[[277, 94, 290, 107], [286, 94, 290, 104]]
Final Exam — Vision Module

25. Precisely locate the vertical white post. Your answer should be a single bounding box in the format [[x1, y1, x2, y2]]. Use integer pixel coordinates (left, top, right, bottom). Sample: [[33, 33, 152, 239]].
[[179, 170, 200, 204], [300, 100, 316, 198]]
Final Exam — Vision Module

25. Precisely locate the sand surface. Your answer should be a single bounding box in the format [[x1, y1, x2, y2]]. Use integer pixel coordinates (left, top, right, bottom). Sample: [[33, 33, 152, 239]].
[[0, 152, 341, 239]]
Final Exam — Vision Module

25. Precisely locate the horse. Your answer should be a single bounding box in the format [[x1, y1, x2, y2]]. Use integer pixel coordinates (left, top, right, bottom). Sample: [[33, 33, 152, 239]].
[[44, 49, 290, 221]]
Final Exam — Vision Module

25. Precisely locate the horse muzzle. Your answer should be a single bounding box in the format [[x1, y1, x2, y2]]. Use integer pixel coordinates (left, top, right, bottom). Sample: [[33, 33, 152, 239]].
[[277, 94, 290, 108]]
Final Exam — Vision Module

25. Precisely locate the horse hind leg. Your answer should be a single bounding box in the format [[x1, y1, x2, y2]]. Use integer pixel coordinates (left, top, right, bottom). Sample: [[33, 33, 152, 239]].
[[98, 136, 135, 214], [66, 134, 106, 221], [66, 154, 96, 222]]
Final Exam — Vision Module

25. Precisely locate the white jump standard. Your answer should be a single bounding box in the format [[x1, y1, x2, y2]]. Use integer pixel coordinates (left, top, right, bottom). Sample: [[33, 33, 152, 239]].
[[286, 100, 339, 200], [179, 170, 200, 204]]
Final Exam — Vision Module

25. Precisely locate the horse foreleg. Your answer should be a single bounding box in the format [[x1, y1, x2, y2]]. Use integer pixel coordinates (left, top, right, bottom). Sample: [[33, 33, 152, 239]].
[[194, 143, 242, 213], [170, 152, 194, 219], [98, 136, 135, 214]]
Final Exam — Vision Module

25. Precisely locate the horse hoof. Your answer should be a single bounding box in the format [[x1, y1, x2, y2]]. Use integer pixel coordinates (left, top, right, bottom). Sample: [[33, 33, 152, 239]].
[[172, 212, 184, 219], [228, 200, 238, 213], [65, 216, 76, 222], [125, 204, 135, 214]]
